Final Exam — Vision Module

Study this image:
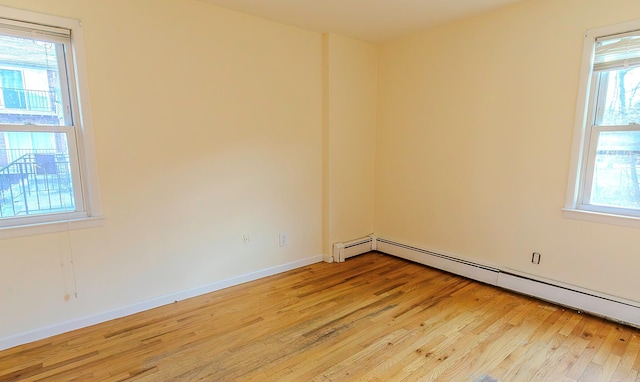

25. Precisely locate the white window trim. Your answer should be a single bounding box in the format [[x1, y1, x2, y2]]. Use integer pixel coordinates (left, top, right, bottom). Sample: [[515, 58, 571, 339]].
[[0, 6, 103, 239], [565, 19, 640, 228], [0, 216, 104, 240]]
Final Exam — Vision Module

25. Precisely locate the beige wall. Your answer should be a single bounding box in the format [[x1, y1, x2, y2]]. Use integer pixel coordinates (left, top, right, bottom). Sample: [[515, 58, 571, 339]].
[[0, 0, 324, 338], [376, 0, 640, 302], [323, 33, 377, 254]]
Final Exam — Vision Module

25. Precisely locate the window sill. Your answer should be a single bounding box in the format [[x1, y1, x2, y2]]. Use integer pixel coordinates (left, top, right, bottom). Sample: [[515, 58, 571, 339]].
[[0, 216, 105, 240], [562, 208, 640, 229]]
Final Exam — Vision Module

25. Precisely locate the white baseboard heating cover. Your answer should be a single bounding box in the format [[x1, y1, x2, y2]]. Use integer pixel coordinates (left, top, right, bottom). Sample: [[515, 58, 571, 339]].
[[375, 237, 640, 329], [330, 235, 376, 263]]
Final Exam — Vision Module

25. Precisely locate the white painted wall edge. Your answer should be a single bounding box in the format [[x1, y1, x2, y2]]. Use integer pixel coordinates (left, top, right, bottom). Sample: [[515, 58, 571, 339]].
[[0, 254, 324, 351]]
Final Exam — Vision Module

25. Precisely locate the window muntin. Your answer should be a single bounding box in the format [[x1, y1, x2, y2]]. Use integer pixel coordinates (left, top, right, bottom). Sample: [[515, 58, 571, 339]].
[[0, 14, 90, 229]]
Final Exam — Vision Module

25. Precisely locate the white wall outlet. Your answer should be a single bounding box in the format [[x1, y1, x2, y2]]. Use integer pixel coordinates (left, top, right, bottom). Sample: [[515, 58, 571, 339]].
[[279, 233, 287, 247], [243, 234, 250, 244]]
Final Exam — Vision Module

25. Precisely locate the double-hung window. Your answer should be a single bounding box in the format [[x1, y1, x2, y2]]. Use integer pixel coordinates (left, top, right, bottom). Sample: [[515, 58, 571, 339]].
[[566, 20, 640, 226], [0, 7, 102, 237]]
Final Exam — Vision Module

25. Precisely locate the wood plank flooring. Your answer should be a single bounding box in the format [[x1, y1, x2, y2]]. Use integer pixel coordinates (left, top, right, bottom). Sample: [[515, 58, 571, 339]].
[[1, 252, 639, 381]]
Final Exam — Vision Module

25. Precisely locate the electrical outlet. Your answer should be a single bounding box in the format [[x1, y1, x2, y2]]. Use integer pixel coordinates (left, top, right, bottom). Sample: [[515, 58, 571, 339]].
[[531, 252, 541, 264], [243, 234, 250, 244], [279, 233, 287, 247]]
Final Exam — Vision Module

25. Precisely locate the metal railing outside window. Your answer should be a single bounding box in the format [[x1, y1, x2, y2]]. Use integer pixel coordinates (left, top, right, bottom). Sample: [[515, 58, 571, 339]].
[[0, 87, 56, 112], [0, 148, 75, 218]]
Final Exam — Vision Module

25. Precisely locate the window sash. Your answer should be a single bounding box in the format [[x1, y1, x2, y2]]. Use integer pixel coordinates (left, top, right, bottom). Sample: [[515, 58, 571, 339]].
[[581, 123, 640, 213], [579, 40, 640, 215], [0, 125, 85, 225], [0, 19, 85, 226], [0, 35, 74, 126]]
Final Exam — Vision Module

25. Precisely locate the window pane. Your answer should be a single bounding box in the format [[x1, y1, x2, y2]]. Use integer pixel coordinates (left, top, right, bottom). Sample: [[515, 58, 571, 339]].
[[590, 131, 640, 209], [597, 67, 640, 126], [0, 131, 76, 218], [0, 35, 68, 126]]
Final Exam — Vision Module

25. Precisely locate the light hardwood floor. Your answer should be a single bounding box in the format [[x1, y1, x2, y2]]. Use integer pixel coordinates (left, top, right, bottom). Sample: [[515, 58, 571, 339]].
[[1, 252, 639, 381]]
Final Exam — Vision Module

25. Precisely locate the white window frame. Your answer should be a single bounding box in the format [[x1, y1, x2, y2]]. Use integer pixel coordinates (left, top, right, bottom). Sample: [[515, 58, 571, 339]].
[[565, 19, 640, 228], [0, 6, 103, 239]]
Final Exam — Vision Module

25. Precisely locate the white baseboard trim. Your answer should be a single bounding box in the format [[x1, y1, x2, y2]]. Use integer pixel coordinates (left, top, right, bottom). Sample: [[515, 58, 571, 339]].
[[375, 237, 640, 328], [0, 254, 323, 351]]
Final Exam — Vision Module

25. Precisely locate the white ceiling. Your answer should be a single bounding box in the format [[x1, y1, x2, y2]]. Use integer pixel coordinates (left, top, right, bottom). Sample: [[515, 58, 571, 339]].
[[198, 0, 525, 43]]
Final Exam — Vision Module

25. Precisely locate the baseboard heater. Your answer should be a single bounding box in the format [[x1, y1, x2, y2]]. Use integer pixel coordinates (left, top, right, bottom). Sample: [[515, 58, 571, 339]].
[[375, 237, 640, 329], [330, 235, 376, 263]]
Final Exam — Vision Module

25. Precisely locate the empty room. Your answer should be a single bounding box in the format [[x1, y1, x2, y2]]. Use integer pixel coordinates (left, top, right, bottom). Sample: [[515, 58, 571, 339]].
[[1, 0, 640, 380]]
